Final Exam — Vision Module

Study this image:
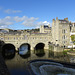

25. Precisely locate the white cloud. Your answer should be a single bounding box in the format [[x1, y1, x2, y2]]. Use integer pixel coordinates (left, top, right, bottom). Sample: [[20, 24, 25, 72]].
[[22, 17, 38, 26], [0, 16, 50, 29], [13, 16, 28, 22], [0, 16, 13, 28], [43, 21, 50, 25], [4, 9, 22, 14]]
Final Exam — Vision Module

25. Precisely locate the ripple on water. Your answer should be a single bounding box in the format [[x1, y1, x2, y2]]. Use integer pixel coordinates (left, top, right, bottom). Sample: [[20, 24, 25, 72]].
[[30, 61, 63, 75], [40, 65, 75, 75]]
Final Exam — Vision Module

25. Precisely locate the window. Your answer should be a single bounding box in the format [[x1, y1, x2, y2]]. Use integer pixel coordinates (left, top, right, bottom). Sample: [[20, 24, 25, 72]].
[[64, 35, 65, 39], [62, 41, 65, 44], [62, 35, 65, 39], [64, 30, 65, 33]]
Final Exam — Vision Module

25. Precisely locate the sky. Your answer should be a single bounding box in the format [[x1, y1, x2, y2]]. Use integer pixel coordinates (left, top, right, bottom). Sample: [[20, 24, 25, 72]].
[[0, 0, 75, 30]]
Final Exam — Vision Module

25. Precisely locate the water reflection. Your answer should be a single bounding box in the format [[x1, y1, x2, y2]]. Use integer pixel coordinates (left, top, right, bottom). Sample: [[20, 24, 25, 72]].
[[34, 49, 45, 57], [19, 44, 29, 55], [48, 50, 54, 57], [2, 49, 15, 59], [49, 45, 64, 57], [19, 50, 31, 59]]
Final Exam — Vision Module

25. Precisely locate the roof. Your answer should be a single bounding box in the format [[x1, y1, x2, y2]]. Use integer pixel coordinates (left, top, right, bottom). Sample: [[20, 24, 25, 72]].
[[59, 19, 69, 23]]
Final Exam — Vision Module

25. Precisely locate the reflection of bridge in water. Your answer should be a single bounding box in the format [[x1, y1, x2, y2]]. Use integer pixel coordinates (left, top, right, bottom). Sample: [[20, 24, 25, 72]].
[[2, 46, 66, 60]]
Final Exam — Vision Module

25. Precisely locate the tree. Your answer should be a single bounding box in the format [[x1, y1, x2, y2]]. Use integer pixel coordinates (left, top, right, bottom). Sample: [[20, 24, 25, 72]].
[[71, 35, 75, 45]]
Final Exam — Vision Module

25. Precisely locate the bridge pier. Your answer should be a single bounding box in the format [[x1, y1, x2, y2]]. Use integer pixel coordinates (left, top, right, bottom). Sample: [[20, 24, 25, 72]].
[[44, 45, 49, 50], [31, 47, 34, 50], [15, 47, 18, 51]]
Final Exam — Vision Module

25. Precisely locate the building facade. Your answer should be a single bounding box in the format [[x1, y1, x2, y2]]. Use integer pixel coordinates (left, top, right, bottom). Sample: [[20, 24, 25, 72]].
[[52, 17, 75, 48], [52, 17, 71, 47]]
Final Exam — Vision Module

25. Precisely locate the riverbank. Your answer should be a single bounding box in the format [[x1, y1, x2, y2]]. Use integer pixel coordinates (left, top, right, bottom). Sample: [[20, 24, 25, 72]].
[[0, 54, 10, 75], [67, 51, 75, 55]]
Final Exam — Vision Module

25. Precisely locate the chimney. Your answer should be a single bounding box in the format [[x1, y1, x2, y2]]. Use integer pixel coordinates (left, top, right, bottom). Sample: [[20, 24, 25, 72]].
[[64, 18, 68, 21], [53, 19, 55, 21], [56, 17, 58, 20]]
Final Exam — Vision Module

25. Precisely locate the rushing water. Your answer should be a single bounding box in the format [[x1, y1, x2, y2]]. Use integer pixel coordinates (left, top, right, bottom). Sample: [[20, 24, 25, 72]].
[[1, 46, 75, 75]]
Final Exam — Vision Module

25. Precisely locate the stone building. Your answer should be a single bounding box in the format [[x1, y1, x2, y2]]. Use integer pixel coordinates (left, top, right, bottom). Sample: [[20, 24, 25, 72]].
[[71, 23, 75, 34], [40, 24, 51, 33], [52, 17, 71, 48]]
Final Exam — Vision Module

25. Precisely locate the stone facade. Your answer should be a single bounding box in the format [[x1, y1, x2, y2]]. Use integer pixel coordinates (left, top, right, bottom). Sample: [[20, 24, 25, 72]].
[[52, 17, 70, 47], [52, 17, 75, 48]]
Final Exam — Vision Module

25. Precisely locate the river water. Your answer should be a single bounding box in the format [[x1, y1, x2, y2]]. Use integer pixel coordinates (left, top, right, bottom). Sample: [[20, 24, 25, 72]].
[[3, 46, 75, 75]]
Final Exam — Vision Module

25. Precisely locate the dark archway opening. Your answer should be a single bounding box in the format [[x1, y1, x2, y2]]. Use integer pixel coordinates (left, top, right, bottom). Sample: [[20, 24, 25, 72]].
[[34, 43, 45, 57], [19, 43, 31, 59], [2, 44, 15, 59], [35, 43, 45, 50]]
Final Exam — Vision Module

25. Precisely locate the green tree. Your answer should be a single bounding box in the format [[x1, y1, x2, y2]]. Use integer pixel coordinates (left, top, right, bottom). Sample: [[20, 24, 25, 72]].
[[71, 35, 75, 45]]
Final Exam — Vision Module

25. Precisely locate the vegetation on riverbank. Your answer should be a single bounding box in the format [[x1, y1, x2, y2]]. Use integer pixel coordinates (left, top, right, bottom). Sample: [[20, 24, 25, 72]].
[[71, 35, 75, 45]]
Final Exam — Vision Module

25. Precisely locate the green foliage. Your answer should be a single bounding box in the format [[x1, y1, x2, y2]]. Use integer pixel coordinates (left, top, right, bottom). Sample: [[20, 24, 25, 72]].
[[69, 48, 73, 51], [71, 35, 75, 45], [63, 50, 68, 55]]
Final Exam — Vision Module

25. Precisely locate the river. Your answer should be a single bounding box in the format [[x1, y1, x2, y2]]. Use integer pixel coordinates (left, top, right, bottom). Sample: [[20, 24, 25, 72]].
[[2, 46, 75, 75]]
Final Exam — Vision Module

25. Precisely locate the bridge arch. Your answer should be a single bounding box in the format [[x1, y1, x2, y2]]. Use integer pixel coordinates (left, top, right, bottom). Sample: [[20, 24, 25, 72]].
[[19, 43, 31, 50], [2, 43, 16, 59], [19, 43, 31, 55], [34, 42, 45, 50], [34, 42, 45, 57], [2, 43, 16, 50]]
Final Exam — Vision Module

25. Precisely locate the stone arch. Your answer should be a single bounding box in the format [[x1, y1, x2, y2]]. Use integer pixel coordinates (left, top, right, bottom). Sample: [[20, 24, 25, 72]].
[[19, 43, 31, 50], [19, 43, 31, 56], [34, 42, 45, 57], [2, 43, 16, 50], [2, 43, 16, 59], [34, 42, 45, 50]]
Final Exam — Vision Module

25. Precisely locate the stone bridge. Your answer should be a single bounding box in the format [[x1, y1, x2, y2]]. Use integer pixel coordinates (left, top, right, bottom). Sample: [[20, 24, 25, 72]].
[[0, 33, 52, 51]]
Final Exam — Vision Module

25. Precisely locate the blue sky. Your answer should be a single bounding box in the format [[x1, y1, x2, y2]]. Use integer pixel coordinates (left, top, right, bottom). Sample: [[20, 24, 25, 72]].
[[0, 0, 75, 30]]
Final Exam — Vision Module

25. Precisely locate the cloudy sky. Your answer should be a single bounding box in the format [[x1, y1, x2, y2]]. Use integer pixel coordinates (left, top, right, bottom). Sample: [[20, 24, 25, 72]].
[[0, 0, 75, 30]]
